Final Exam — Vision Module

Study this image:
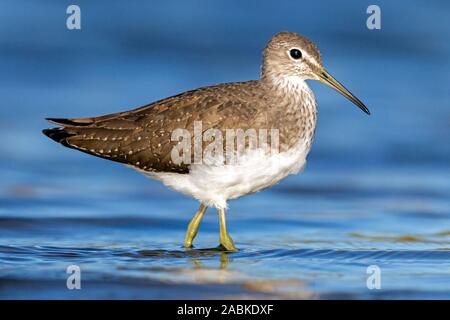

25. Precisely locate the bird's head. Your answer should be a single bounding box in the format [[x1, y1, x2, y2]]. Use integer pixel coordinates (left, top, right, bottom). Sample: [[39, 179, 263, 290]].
[[262, 31, 370, 115]]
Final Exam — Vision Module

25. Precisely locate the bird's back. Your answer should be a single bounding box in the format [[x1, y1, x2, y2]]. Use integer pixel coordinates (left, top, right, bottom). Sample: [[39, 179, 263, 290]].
[[43, 80, 287, 174]]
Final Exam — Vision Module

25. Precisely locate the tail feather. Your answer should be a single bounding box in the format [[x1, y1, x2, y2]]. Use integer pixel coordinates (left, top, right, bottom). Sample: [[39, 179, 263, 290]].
[[46, 117, 94, 126], [43, 118, 137, 162], [43, 116, 152, 168]]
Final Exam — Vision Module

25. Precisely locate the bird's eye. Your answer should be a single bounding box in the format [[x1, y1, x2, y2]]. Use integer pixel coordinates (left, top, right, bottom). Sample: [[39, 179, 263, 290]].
[[289, 48, 302, 60]]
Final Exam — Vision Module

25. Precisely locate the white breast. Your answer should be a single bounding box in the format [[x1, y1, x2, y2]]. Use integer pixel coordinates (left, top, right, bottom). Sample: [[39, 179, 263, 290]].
[[143, 140, 311, 209]]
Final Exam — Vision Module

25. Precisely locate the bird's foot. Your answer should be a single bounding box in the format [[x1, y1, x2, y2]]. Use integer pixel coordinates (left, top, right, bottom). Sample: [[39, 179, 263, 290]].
[[219, 234, 238, 252]]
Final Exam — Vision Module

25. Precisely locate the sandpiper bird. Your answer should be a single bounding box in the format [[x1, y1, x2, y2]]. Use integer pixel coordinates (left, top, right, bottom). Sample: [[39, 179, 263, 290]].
[[43, 32, 369, 251]]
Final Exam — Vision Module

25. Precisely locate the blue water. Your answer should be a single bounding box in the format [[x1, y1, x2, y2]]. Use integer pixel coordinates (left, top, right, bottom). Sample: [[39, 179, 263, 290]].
[[0, 1, 449, 299]]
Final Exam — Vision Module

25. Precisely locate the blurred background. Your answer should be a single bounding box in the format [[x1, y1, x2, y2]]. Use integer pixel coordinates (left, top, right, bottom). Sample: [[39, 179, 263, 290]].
[[0, 1, 449, 299]]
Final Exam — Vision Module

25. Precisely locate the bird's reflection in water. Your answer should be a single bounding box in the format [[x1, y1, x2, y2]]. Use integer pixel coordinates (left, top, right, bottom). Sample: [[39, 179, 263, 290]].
[[128, 247, 238, 285], [190, 250, 230, 270], [131, 246, 233, 271]]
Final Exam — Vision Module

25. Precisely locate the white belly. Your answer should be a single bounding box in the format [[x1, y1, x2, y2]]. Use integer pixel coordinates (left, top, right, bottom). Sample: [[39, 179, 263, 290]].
[[142, 141, 310, 209]]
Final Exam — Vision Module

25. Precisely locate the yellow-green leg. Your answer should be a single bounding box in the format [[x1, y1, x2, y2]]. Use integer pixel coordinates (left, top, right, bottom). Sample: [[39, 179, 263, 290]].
[[218, 208, 237, 251], [184, 204, 207, 248]]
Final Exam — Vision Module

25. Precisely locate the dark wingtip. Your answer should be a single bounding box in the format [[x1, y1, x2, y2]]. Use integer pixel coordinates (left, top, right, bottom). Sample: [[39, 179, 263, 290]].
[[42, 127, 74, 145]]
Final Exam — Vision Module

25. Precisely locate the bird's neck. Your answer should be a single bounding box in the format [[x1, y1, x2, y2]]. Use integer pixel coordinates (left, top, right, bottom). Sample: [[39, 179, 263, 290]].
[[260, 74, 317, 153], [261, 73, 316, 110], [262, 72, 311, 98]]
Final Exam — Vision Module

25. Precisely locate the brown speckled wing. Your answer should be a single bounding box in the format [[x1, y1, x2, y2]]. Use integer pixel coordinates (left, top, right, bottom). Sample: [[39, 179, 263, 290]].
[[44, 81, 266, 174]]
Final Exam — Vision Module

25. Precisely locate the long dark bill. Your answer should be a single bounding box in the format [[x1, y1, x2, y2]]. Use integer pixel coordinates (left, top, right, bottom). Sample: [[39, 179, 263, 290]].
[[319, 70, 370, 115]]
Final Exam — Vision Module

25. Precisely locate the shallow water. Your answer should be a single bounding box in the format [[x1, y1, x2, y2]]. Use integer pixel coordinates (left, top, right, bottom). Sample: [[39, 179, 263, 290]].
[[0, 1, 449, 299]]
